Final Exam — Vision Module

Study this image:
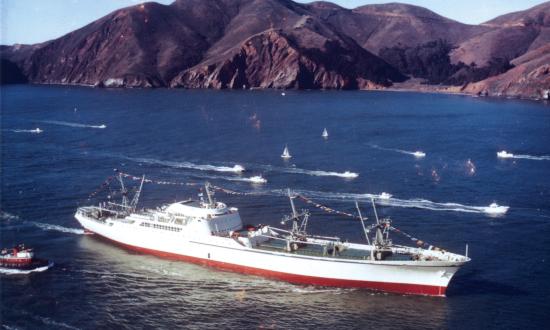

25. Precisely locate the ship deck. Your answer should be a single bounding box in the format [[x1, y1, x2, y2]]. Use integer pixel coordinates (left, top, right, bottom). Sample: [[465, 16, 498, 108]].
[[254, 238, 413, 261]]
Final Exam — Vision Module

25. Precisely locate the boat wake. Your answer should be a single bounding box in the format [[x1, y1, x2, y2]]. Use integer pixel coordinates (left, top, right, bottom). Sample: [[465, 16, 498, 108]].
[[275, 189, 508, 215], [31, 222, 86, 235], [128, 156, 246, 173], [0, 261, 54, 275], [3, 128, 43, 134], [377, 198, 509, 215], [185, 172, 267, 184], [256, 164, 358, 179], [282, 168, 359, 179], [118, 154, 355, 179], [0, 211, 20, 221], [497, 150, 550, 161], [42, 120, 106, 129], [370, 144, 426, 158]]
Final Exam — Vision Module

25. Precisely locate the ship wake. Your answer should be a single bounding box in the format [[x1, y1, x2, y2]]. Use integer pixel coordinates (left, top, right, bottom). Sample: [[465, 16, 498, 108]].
[[31, 222, 86, 235], [370, 144, 426, 158], [497, 150, 550, 161], [3, 128, 43, 134], [257, 164, 358, 179], [270, 189, 509, 215], [42, 120, 106, 129], [127, 156, 245, 173], [281, 168, 359, 179], [0, 261, 54, 275], [0, 211, 20, 221]]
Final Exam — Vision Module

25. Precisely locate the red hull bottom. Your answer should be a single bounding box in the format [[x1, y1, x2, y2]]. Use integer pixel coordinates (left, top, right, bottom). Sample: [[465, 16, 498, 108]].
[[89, 232, 447, 296]]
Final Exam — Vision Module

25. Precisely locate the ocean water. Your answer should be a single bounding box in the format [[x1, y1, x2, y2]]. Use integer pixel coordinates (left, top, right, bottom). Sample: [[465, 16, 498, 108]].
[[1, 85, 549, 329]]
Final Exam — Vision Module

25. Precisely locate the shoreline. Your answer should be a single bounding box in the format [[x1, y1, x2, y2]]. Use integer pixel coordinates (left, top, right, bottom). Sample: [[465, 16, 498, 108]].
[[3, 82, 548, 104]]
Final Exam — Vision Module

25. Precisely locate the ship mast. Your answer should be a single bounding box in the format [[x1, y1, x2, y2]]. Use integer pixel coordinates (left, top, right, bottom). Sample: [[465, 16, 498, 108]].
[[130, 175, 145, 212], [355, 201, 371, 245], [370, 198, 391, 248], [118, 173, 129, 209], [282, 189, 309, 235], [205, 182, 215, 207]]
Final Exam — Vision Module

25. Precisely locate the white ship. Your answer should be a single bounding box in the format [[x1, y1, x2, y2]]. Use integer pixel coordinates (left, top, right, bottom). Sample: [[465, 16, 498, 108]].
[[75, 175, 470, 296], [322, 128, 329, 138]]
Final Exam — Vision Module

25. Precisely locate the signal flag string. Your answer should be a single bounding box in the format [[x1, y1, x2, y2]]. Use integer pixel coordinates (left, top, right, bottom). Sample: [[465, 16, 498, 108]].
[[93, 170, 434, 248]]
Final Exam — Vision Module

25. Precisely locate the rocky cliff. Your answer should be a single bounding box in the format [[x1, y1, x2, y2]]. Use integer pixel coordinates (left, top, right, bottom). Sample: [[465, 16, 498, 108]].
[[1, 0, 548, 99]]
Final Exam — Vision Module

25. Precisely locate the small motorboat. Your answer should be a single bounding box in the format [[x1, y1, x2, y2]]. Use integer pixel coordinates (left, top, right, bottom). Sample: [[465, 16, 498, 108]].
[[31, 128, 43, 133], [0, 244, 50, 270], [281, 145, 292, 159], [484, 203, 509, 215], [497, 150, 514, 158], [413, 151, 426, 158], [248, 175, 267, 184], [322, 128, 329, 139], [379, 192, 392, 199]]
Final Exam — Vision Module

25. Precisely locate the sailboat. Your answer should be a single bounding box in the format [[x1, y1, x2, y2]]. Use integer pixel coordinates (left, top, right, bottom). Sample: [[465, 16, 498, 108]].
[[281, 145, 292, 159], [322, 128, 328, 138]]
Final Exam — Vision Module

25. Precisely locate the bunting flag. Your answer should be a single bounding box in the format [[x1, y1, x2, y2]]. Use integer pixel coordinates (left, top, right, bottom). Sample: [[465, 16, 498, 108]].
[[87, 175, 115, 200], [389, 226, 431, 248], [296, 195, 359, 219], [296, 194, 435, 248]]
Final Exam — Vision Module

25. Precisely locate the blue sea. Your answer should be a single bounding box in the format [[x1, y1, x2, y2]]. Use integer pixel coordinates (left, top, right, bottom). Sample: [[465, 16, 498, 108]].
[[1, 85, 549, 329]]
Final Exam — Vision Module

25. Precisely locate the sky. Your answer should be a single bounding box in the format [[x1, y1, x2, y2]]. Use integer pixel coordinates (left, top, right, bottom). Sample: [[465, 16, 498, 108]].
[[0, 0, 547, 45]]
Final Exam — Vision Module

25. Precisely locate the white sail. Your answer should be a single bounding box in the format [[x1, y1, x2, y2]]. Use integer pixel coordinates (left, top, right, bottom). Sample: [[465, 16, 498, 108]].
[[281, 145, 291, 158], [322, 128, 328, 138]]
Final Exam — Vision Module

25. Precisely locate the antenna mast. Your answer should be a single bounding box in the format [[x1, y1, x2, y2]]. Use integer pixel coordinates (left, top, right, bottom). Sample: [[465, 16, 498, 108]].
[[355, 201, 370, 245], [118, 173, 129, 208], [130, 175, 145, 211], [287, 189, 300, 233], [371, 198, 380, 224], [205, 182, 214, 207]]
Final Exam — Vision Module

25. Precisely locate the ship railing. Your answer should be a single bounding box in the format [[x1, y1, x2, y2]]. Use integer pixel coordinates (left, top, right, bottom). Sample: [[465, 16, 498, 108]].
[[78, 205, 128, 219], [267, 226, 341, 241], [391, 245, 469, 262], [255, 234, 368, 260]]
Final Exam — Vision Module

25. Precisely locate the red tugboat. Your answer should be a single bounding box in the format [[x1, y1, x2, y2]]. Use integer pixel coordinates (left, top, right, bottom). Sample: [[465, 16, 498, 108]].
[[0, 244, 50, 270]]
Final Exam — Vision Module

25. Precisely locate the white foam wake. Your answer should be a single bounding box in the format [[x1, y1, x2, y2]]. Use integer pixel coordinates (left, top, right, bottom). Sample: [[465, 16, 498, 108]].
[[4, 128, 43, 134], [129, 156, 246, 173], [377, 198, 509, 215], [0, 211, 20, 221], [370, 144, 426, 158], [285, 168, 359, 179], [42, 120, 106, 129], [188, 172, 267, 184], [286, 189, 508, 215], [497, 150, 550, 161], [0, 262, 54, 275], [31, 222, 85, 235]]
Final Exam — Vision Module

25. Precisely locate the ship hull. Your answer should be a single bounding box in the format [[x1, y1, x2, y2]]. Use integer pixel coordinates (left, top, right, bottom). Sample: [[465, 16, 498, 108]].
[[76, 213, 461, 296], [0, 259, 50, 270]]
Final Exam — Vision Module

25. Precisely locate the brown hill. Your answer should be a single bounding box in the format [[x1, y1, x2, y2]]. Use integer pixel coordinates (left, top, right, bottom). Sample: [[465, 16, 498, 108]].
[[451, 2, 550, 66], [0, 0, 548, 98], [0, 0, 404, 88], [305, 2, 490, 55], [462, 45, 550, 99]]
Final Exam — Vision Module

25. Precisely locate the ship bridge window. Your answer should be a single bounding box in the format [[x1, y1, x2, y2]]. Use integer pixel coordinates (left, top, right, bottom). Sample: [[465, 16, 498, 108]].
[[140, 222, 181, 232]]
